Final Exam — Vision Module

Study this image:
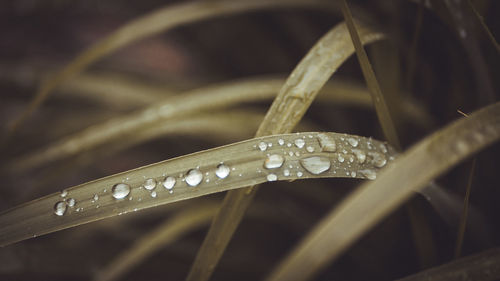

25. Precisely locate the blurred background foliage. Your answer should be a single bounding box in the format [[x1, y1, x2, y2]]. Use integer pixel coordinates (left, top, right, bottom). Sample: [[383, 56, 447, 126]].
[[0, 0, 499, 280]]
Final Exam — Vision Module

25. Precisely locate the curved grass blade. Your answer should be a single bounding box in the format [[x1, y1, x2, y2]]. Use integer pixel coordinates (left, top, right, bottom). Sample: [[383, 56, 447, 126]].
[[8, 75, 430, 174], [265, 101, 500, 281], [94, 203, 219, 281], [5, 0, 330, 138], [7, 77, 287, 172], [0, 131, 397, 247], [186, 21, 384, 281]]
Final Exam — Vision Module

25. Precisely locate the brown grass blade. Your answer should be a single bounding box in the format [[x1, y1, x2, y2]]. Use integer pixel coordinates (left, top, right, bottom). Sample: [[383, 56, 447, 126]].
[[0, 131, 396, 247], [265, 101, 500, 281], [94, 203, 219, 281], [340, 0, 401, 150], [5, 0, 330, 139], [186, 21, 384, 281], [8, 75, 429, 174]]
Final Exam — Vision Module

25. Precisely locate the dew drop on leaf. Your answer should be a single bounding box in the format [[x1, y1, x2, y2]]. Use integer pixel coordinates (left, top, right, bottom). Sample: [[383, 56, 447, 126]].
[[54, 201, 67, 216], [144, 178, 157, 190], [186, 169, 203, 186], [267, 173, 278, 182], [216, 163, 230, 179], [112, 183, 131, 199], [258, 141, 267, 151], [300, 156, 331, 175], [338, 154, 345, 163], [347, 138, 359, 147], [162, 176, 176, 190], [369, 152, 387, 168], [294, 138, 305, 148], [67, 198, 75, 207], [352, 149, 367, 164]]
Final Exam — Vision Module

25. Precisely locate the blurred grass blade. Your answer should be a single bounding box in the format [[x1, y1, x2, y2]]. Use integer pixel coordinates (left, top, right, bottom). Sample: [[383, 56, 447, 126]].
[[340, 0, 401, 150], [5, 0, 330, 138], [0, 131, 396, 247], [8, 77, 287, 172], [9, 76, 430, 174], [397, 247, 500, 281], [265, 101, 500, 281], [466, 0, 499, 53], [186, 21, 384, 281], [94, 203, 219, 281], [454, 157, 475, 258]]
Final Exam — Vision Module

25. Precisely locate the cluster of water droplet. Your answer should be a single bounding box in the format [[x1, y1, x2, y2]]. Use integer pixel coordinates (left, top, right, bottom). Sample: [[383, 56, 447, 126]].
[[257, 133, 393, 182], [54, 132, 394, 217]]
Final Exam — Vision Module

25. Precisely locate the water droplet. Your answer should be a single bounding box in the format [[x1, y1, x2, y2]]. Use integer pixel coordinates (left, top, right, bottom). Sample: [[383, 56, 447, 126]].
[[295, 151, 301, 157], [144, 178, 157, 190], [380, 143, 388, 153], [306, 146, 314, 153], [112, 183, 131, 199], [162, 176, 176, 190], [297, 171, 303, 177], [185, 169, 203, 186], [294, 138, 305, 148], [288, 151, 294, 157], [337, 154, 345, 163], [278, 139, 285, 146], [287, 143, 292, 147], [351, 171, 357, 177], [268, 142, 273, 148], [216, 163, 230, 179], [352, 149, 366, 164], [300, 156, 331, 175], [151, 191, 157, 198], [369, 152, 387, 168], [317, 133, 336, 152], [349, 155, 354, 163], [347, 138, 359, 147], [283, 169, 290, 176], [67, 198, 75, 207], [267, 173, 278, 181], [60, 190, 67, 198], [258, 141, 267, 151], [93, 194, 99, 201], [264, 154, 284, 169], [360, 169, 377, 180], [54, 201, 67, 216]]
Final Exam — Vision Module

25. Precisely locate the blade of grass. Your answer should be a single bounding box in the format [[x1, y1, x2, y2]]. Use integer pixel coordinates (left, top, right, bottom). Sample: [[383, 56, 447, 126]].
[[5, 0, 332, 139], [454, 157, 475, 258], [265, 101, 500, 281], [7, 77, 288, 172], [8, 75, 430, 174], [340, 0, 401, 150], [0, 131, 397, 247], [94, 203, 219, 281], [466, 0, 499, 53], [343, 0, 439, 268], [186, 21, 384, 281], [397, 248, 500, 281]]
